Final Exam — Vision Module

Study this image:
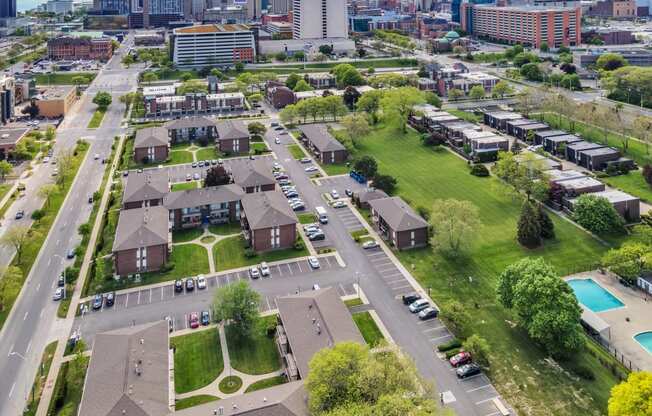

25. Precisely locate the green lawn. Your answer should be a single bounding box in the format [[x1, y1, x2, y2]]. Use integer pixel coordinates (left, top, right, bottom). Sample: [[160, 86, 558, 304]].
[[287, 144, 306, 160], [196, 147, 217, 161], [251, 142, 269, 153], [297, 213, 317, 224], [171, 328, 224, 394], [244, 376, 287, 393], [171, 181, 200, 191], [47, 357, 89, 416], [348, 124, 621, 415], [87, 108, 106, 129], [320, 162, 350, 176], [23, 341, 58, 416], [0, 183, 11, 202], [34, 72, 96, 85], [539, 113, 652, 166], [208, 222, 242, 236], [603, 171, 652, 203], [352, 312, 385, 347], [213, 236, 308, 271], [172, 228, 203, 243], [446, 108, 483, 123], [175, 395, 220, 411], [169, 150, 194, 165], [219, 376, 243, 394], [225, 316, 281, 375], [344, 298, 363, 308]]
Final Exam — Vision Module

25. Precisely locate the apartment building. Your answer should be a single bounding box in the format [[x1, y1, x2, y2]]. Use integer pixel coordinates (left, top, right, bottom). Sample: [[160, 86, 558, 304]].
[[292, 0, 348, 40], [143, 92, 246, 118], [47, 36, 114, 61], [170, 24, 256, 69], [461, 4, 581, 48]]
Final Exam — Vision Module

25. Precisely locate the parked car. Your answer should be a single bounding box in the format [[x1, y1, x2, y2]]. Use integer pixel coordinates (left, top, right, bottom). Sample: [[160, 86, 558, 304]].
[[345, 188, 352, 197], [191, 162, 198, 168], [330, 189, 339, 199], [275, 174, 289, 180], [456, 363, 481, 379], [15, 210, 24, 219], [174, 280, 183, 292], [260, 262, 270, 277], [198, 160, 205, 167], [408, 299, 430, 313], [304, 224, 320, 234], [105, 292, 115, 307], [273, 162, 282, 170], [402, 293, 421, 305], [185, 278, 195, 291], [300, 157, 311, 164], [449, 351, 472, 367], [88, 195, 93, 204], [332, 201, 346, 209], [308, 231, 325, 241], [193, 172, 200, 181], [291, 203, 306, 211], [57, 273, 65, 287], [418, 307, 439, 320], [165, 316, 174, 333], [197, 275, 206, 290], [185, 174, 192, 181], [94, 153, 100, 160], [285, 191, 299, 198], [275, 137, 281, 144], [201, 310, 210, 326], [249, 266, 260, 279], [308, 256, 320, 269], [305, 166, 318, 173], [67, 248, 76, 259], [92, 294, 103, 310], [362, 240, 379, 249], [53, 287, 64, 301], [189, 312, 200, 329]]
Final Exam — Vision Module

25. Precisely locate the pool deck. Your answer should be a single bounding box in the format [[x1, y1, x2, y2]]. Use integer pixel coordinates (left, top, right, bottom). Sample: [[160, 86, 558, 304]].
[[565, 271, 652, 371]]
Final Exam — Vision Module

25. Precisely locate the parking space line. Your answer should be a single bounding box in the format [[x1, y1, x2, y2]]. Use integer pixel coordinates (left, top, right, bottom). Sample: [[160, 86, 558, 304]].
[[276, 265, 283, 276], [137, 291, 141, 305], [161, 288, 164, 301], [467, 384, 493, 393], [422, 325, 445, 333], [286, 263, 293, 275], [325, 256, 332, 267], [384, 277, 405, 284], [391, 284, 412, 291], [430, 334, 452, 342], [149, 289, 152, 303], [383, 272, 404, 279], [124, 294, 129, 308], [338, 283, 346, 295], [266, 297, 271, 311], [387, 279, 408, 286], [297, 261, 303, 273], [475, 396, 499, 406]]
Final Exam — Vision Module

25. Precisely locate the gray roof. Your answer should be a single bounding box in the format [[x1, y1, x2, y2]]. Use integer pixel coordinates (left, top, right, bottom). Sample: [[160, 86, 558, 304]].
[[215, 120, 249, 141], [544, 134, 582, 143], [486, 111, 522, 121], [579, 147, 620, 157], [113, 206, 169, 252], [519, 123, 549, 131], [123, 172, 169, 204], [78, 321, 170, 416], [135, 127, 169, 148], [566, 141, 604, 151], [355, 188, 388, 203], [0, 127, 29, 146], [506, 118, 533, 127], [545, 169, 587, 183], [241, 191, 297, 230], [535, 130, 567, 138], [175, 381, 308, 416], [164, 184, 244, 210], [298, 124, 346, 153], [230, 159, 275, 189], [276, 288, 365, 379], [164, 116, 215, 130], [368, 196, 428, 232]]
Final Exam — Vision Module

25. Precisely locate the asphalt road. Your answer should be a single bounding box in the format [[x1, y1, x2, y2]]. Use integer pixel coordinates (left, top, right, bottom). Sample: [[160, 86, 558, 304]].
[[0, 34, 140, 416]]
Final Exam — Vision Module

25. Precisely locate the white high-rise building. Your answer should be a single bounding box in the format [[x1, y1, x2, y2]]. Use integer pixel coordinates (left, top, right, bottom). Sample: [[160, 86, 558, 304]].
[[271, 0, 289, 13], [292, 0, 347, 40]]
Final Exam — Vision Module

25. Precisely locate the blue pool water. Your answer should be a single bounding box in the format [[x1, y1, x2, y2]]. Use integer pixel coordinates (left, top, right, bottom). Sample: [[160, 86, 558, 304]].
[[567, 278, 624, 313], [634, 332, 652, 354]]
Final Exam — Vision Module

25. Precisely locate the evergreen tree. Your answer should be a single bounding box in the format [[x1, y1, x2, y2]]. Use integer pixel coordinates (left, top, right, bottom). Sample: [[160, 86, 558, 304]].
[[517, 201, 542, 248], [537, 204, 555, 239]]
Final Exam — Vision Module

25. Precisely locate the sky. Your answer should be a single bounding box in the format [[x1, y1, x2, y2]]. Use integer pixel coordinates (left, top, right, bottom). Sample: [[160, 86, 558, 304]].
[[18, 0, 43, 12]]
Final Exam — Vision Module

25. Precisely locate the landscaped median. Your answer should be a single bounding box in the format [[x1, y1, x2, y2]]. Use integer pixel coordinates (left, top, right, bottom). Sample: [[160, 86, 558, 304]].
[[23, 341, 57, 416], [0, 140, 89, 330], [87, 108, 106, 129], [352, 311, 385, 347], [47, 352, 89, 416]]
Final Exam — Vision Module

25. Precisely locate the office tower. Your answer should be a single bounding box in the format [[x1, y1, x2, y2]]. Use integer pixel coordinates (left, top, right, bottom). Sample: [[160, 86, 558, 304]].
[[246, 0, 262, 19], [0, 0, 16, 18], [292, 0, 348, 39], [171, 24, 256, 67], [96, 0, 130, 13], [271, 0, 289, 13]]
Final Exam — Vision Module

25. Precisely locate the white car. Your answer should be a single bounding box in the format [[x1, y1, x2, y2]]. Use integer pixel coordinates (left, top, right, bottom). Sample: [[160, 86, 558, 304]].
[[185, 174, 192, 181], [362, 240, 379, 249], [43, 156, 50, 163], [249, 266, 260, 279], [193, 172, 200, 180], [330, 189, 340, 199], [260, 262, 270, 276], [305, 166, 318, 173], [275, 137, 281, 144], [53, 287, 64, 301], [308, 256, 320, 269], [332, 201, 346, 209], [94, 153, 100, 160], [196, 275, 207, 289]]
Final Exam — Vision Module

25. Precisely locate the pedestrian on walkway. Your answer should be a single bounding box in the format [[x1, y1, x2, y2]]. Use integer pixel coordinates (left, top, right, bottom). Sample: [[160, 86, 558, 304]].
[[440, 392, 444, 405]]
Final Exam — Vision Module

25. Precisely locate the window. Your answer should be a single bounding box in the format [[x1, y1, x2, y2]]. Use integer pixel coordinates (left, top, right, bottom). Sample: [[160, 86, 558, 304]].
[[137, 247, 147, 271], [271, 226, 280, 248]]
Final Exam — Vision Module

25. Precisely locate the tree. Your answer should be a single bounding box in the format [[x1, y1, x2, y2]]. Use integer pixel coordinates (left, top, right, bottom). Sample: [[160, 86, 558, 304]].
[[339, 68, 365, 88], [633, 117, 652, 155], [45, 125, 56, 141], [513, 52, 538, 67], [561, 73, 581, 91], [540, 42, 549, 52], [608, 371, 652, 416], [293, 51, 305, 61], [342, 86, 361, 110], [210, 68, 224, 79], [572, 194, 625, 234], [92, 91, 112, 110], [520, 63, 543, 81], [497, 258, 584, 357], [234, 62, 245, 72], [285, 73, 302, 90], [469, 85, 485, 100], [424, 92, 442, 108], [341, 114, 369, 142], [353, 155, 377, 178], [644, 164, 652, 187], [71, 75, 90, 87], [0, 160, 12, 181], [356, 90, 384, 124], [204, 166, 231, 187], [279, 104, 298, 125], [596, 53, 628, 71], [247, 121, 266, 136], [38, 184, 58, 209], [293, 79, 313, 92], [318, 44, 333, 55], [142, 72, 158, 84], [321, 96, 348, 121], [440, 300, 470, 338], [429, 199, 481, 255], [447, 88, 464, 101], [372, 174, 397, 195], [492, 80, 513, 98], [516, 88, 541, 118], [0, 225, 31, 264], [517, 201, 542, 248], [56, 149, 75, 187], [493, 151, 548, 201], [212, 281, 260, 335], [21, 100, 39, 119], [380, 87, 425, 133], [537, 204, 555, 239], [601, 242, 652, 282], [462, 334, 491, 368]]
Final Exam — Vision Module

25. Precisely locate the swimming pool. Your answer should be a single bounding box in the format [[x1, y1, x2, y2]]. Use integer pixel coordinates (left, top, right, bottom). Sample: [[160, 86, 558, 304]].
[[634, 332, 652, 354], [567, 278, 625, 313]]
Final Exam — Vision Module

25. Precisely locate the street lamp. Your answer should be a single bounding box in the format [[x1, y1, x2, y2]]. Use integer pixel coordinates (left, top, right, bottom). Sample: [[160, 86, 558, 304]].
[[53, 254, 66, 300]]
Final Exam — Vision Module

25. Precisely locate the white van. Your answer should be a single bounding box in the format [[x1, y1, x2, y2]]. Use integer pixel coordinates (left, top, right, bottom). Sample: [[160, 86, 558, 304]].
[[315, 206, 328, 224]]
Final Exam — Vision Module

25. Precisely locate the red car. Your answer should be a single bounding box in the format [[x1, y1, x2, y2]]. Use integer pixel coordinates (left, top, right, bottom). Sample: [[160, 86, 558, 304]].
[[449, 351, 472, 367], [189, 312, 200, 329]]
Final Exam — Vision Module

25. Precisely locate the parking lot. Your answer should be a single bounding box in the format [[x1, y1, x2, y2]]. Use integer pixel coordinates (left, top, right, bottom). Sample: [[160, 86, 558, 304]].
[[318, 175, 367, 195], [332, 204, 365, 232], [142, 154, 275, 183]]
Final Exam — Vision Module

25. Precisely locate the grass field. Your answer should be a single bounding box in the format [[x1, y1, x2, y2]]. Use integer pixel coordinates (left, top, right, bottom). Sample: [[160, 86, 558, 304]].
[[172, 227, 203, 243], [171, 181, 200, 192], [169, 150, 194, 165], [321, 162, 350, 176], [213, 236, 308, 271], [287, 144, 306, 160], [226, 316, 281, 375], [219, 376, 243, 394], [446, 108, 483, 123], [347, 124, 622, 415], [175, 395, 220, 410], [603, 170, 652, 203], [297, 213, 317, 224], [344, 297, 363, 308], [34, 72, 96, 85], [196, 147, 217, 161], [208, 222, 242, 235], [87, 108, 106, 129], [171, 328, 224, 394], [244, 376, 287, 393], [23, 341, 57, 416], [0, 183, 11, 202], [352, 312, 385, 347]]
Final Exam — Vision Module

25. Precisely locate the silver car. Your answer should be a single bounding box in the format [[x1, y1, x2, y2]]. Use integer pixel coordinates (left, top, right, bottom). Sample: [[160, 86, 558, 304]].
[[308, 256, 320, 269]]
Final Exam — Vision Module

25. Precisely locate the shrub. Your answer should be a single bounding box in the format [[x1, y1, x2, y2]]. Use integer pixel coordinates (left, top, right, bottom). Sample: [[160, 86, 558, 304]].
[[462, 334, 491, 367], [605, 164, 620, 176], [437, 338, 462, 352], [416, 205, 431, 220], [266, 322, 277, 338], [31, 209, 45, 221], [160, 262, 175, 273], [470, 164, 489, 177], [294, 238, 305, 251], [571, 364, 595, 380], [445, 348, 462, 359], [244, 248, 256, 258]]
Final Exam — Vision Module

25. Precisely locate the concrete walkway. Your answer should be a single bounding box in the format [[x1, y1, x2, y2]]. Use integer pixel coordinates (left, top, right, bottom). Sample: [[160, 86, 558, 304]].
[[172, 227, 241, 274], [175, 324, 284, 400]]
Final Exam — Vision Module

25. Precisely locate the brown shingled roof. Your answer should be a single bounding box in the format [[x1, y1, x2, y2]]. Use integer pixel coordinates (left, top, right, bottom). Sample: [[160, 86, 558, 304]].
[[241, 191, 297, 230], [123, 172, 169, 205], [112, 206, 169, 252], [368, 196, 428, 232]]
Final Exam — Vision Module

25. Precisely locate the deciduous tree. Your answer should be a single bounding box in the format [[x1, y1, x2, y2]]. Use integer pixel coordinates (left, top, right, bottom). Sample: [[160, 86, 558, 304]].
[[293, 79, 313, 92], [572, 194, 625, 234], [38, 184, 58, 209], [340, 113, 369, 142], [462, 334, 491, 368], [492, 81, 513, 98], [353, 155, 377, 178], [212, 281, 260, 336], [371, 174, 397, 195], [608, 371, 652, 416], [204, 166, 231, 187], [380, 87, 425, 133], [469, 85, 485, 100], [0, 225, 32, 264], [429, 199, 481, 255], [0, 160, 12, 181], [601, 242, 652, 282], [356, 90, 384, 124], [92, 91, 112, 109]]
